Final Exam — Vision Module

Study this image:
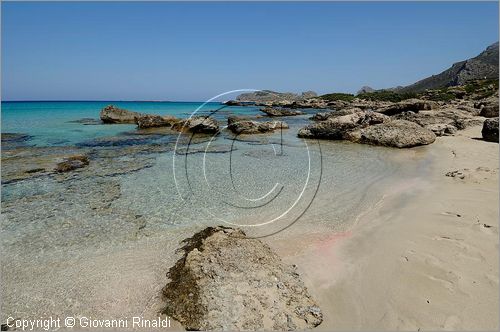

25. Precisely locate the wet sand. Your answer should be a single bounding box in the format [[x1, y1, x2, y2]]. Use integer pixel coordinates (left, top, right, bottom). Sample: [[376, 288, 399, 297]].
[[271, 125, 498, 330]]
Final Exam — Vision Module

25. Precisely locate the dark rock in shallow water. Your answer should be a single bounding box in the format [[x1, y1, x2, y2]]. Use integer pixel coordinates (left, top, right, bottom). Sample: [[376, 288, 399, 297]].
[[100, 105, 143, 124], [67, 118, 103, 125], [1, 133, 32, 143], [482, 117, 499, 142], [54, 155, 90, 173], [163, 227, 323, 331]]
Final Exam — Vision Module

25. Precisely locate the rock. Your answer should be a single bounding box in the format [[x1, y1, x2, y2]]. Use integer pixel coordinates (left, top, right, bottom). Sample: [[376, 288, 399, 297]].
[[482, 117, 499, 142], [100, 105, 143, 124], [260, 107, 303, 117], [67, 118, 103, 125], [1, 133, 32, 143], [356, 120, 436, 148], [163, 227, 323, 331], [228, 117, 288, 134], [378, 99, 438, 116], [357, 86, 375, 94], [172, 116, 220, 134], [135, 114, 179, 129], [424, 123, 458, 136], [394, 108, 483, 130], [54, 155, 90, 173], [480, 104, 499, 118], [298, 111, 389, 140], [310, 108, 362, 121], [223, 100, 243, 106]]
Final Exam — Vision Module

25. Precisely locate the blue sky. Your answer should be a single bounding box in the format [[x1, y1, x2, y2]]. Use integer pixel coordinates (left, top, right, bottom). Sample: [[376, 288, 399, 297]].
[[2, 2, 498, 101]]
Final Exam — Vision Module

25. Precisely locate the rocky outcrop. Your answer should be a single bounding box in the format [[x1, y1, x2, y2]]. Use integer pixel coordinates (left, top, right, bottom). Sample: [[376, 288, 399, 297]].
[[172, 116, 220, 134], [260, 107, 303, 117], [393, 108, 484, 130], [299, 111, 436, 148], [135, 114, 179, 129], [377, 99, 438, 116], [482, 117, 499, 142], [355, 120, 436, 148], [227, 116, 288, 134], [54, 155, 90, 173], [298, 111, 389, 140], [424, 123, 457, 137], [163, 227, 323, 331], [310, 108, 362, 121], [479, 103, 499, 118], [99, 105, 143, 124]]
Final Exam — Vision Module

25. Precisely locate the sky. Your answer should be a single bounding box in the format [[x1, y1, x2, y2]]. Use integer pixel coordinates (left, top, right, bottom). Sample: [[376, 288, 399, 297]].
[[2, 2, 499, 101]]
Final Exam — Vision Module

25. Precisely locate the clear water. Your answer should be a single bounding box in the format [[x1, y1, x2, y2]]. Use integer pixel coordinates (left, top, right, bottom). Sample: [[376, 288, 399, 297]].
[[1, 101, 263, 146], [0, 101, 434, 322]]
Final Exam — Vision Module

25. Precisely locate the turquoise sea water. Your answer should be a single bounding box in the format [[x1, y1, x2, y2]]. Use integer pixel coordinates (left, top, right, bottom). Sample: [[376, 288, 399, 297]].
[[1, 101, 262, 146]]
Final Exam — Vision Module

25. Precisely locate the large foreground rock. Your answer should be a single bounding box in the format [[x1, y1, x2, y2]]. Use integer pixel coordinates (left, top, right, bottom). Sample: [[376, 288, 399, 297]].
[[100, 105, 143, 124], [482, 117, 499, 142], [163, 227, 323, 331], [356, 120, 436, 148], [172, 116, 220, 134], [260, 107, 303, 116]]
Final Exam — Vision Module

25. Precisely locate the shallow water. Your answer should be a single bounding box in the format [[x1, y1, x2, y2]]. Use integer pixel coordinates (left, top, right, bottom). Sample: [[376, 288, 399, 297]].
[[0, 101, 434, 323]]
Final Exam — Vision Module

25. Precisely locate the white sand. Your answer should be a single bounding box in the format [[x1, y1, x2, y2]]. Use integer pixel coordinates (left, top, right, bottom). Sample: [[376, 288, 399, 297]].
[[271, 126, 498, 330]]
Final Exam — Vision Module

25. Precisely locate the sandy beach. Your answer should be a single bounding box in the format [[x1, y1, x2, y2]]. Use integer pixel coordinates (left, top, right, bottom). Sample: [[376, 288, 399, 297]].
[[270, 125, 498, 330]]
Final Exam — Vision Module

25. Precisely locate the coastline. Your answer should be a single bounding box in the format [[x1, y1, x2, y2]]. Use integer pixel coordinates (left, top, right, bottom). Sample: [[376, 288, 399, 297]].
[[267, 125, 498, 330]]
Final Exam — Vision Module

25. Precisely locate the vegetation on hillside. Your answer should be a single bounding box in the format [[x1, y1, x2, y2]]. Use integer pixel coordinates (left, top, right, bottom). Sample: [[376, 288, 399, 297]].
[[319, 93, 355, 102]]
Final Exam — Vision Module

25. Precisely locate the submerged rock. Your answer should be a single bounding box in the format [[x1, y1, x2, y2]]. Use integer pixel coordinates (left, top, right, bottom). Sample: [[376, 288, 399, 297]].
[[260, 107, 304, 117], [67, 118, 103, 125], [1, 133, 32, 143], [163, 227, 323, 331], [135, 114, 179, 129], [54, 155, 90, 172], [100, 105, 143, 124], [172, 116, 220, 134], [482, 117, 499, 142]]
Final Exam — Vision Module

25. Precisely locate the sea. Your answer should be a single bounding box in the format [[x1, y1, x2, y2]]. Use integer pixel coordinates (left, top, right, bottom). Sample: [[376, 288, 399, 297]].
[[0, 100, 433, 321]]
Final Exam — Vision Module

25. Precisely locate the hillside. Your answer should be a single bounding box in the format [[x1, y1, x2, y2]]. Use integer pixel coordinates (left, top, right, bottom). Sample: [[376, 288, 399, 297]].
[[399, 42, 499, 93]]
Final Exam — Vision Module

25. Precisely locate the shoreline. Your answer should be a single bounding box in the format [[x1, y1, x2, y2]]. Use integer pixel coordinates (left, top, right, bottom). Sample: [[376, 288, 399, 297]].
[[268, 125, 498, 330]]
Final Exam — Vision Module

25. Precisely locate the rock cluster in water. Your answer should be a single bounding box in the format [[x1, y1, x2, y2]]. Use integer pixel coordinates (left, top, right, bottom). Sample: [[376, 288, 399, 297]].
[[163, 226, 323, 331]]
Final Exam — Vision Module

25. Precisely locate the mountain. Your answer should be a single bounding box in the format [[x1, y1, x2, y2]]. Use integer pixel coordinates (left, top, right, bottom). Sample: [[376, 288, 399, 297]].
[[357, 86, 375, 94], [399, 42, 499, 93]]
